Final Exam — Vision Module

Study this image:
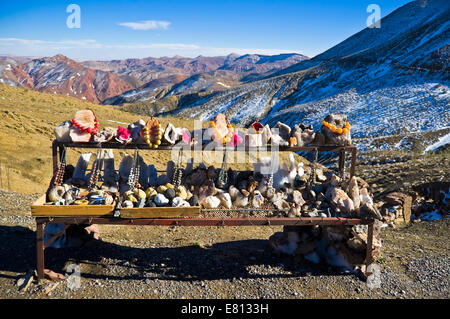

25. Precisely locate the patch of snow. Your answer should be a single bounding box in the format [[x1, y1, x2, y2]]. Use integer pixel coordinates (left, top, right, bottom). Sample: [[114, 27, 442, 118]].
[[424, 131, 450, 152], [418, 210, 442, 221], [216, 81, 230, 88], [416, 20, 450, 48], [107, 119, 128, 125]]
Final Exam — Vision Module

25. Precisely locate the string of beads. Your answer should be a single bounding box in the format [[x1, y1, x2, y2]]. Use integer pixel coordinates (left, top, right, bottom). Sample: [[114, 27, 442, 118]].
[[322, 120, 350, 134]]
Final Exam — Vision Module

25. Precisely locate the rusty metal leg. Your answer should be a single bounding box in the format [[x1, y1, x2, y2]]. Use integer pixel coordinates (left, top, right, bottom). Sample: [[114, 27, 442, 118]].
[[58, 145, 64, 162], [365, 222, 374, 267], [36, 220, 45, 279], [350, 147, 356, 180], [52, 141, 58, 176], [338, 150, 345, 179]]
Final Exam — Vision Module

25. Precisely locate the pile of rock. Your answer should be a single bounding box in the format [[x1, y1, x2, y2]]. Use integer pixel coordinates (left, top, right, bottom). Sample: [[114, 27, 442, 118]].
[[114, 150, 381, 220], [379, 192, 413, 226], [411, 182, 449, 221], [269, 222, 383, 270], [121, 183, 197, 208], [378, 182, 449, 225]]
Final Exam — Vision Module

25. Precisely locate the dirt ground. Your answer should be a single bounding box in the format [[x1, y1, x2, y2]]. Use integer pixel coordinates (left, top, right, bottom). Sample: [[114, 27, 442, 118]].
[[0, 196, 448, 299]]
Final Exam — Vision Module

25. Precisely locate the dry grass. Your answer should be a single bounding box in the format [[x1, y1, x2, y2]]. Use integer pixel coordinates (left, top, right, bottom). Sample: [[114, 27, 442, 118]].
[[0, 84, 303, 194]]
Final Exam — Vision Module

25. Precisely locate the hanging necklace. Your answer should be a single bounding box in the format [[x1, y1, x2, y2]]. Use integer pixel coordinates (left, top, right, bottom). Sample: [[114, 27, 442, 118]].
[[54, 147, 66, 186], [172, 149, 183, 187], [267, 173, 273, 189], [217, 147, 229, 189], [128, 149, 140, 189], [88, 148, 103, 191]]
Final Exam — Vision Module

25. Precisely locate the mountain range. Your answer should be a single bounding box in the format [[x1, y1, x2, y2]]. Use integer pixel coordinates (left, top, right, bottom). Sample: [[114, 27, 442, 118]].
[[0, 52, 308, 105]]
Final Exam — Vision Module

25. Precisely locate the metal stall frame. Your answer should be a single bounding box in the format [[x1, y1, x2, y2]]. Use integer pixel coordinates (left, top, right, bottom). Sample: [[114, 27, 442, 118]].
[[34, 141, 372, 280]]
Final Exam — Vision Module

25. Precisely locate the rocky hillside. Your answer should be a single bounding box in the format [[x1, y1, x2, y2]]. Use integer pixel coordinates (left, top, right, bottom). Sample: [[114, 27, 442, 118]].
[[0, 59, 34, 88], [102, 74, 189, 105], [0, 55, 133, 104], [165, 0, 449, 152]]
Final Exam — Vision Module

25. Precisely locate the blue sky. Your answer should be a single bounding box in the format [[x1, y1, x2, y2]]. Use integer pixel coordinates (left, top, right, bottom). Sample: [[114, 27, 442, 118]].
[[0, 0, 411, 60]]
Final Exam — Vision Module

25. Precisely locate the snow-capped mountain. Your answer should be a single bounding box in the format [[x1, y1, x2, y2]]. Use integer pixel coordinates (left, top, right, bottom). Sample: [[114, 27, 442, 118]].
[[1, 54, 133, 103], [166, 0, 449, 150], [220, 53, 308, 79], [81, 55, 230, 87], [101, 53, 308, 105], [0, 52, 308, 105], [102, 74, 188, 105]]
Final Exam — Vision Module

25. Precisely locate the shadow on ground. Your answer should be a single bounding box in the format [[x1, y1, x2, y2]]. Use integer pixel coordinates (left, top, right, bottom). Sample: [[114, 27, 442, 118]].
[[0, 225, 354, 282]]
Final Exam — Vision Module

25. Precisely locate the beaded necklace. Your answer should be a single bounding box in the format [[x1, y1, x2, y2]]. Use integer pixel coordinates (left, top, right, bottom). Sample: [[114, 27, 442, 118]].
[[88, 149, 103, 191], [143, 120, 163, 149], [172, 149, 183, 187], [54, 147, 66, 186], [211, 120, 233, 144], [127, 149, 140, 189], [322, 120, 350, 135], [72, 110, 100, 135], [217, 147, 229, 189]]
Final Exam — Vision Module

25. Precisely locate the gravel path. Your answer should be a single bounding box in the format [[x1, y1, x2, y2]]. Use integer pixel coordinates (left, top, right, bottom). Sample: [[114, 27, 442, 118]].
[[0, 189, 40, 212], [0, 190, 39, 227]]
